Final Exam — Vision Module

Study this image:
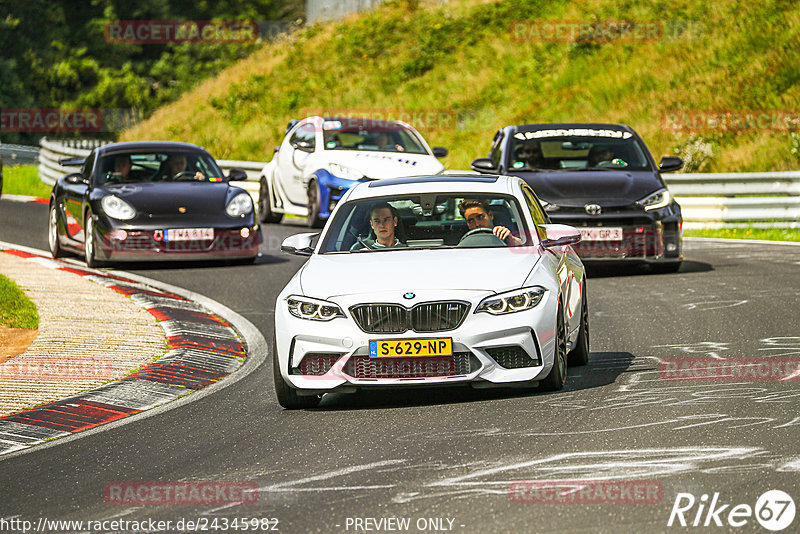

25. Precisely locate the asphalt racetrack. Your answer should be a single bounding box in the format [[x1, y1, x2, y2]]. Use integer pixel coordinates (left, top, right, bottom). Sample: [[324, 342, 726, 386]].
[[1, 197, 799, 533]]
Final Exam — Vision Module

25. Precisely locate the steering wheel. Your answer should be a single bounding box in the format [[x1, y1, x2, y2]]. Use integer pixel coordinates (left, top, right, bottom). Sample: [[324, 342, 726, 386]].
[[172, 171, 198, 181], [458, 227, 506, 246]]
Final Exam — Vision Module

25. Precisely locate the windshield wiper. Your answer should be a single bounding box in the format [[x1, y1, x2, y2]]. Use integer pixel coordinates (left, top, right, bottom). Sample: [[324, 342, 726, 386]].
[[561, 166, 618, 172]]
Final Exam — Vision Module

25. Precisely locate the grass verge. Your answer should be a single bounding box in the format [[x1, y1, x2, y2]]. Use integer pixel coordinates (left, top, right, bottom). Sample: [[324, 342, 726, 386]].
[[684, 227, 800, 242], [0, 274, 40, 329], [1, 165, 52, 199]]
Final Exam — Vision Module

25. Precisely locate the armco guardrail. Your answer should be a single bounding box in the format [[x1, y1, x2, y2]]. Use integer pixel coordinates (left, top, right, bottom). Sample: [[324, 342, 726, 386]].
[[37, 138, 799, 227], [668, 171, 800, 228]]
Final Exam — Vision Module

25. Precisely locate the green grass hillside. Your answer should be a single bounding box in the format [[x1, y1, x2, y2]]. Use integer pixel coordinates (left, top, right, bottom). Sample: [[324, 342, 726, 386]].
[[122, 0, 800, 172]]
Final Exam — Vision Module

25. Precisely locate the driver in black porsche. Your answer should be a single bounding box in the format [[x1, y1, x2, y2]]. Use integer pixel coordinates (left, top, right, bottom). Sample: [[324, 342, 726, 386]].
[[458, 199, 522, 246]]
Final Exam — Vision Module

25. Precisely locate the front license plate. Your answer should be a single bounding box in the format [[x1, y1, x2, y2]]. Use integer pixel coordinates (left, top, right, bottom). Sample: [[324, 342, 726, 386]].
[[369, 338, 453, 358], [164, 228, 214, 241], [580, 227, 622, 241]]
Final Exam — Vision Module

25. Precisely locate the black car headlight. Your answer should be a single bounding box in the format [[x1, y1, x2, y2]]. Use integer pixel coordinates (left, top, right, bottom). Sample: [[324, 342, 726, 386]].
[[475, 287, 547, 315], [287, 295, 345, 321], [226, 192, 253, 217], [638, 188, 671, 211], [101, 195, 136, 220]]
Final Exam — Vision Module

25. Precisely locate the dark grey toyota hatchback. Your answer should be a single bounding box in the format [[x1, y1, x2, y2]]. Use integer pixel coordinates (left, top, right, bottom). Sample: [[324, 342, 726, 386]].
[[471, 123, 684, 272]]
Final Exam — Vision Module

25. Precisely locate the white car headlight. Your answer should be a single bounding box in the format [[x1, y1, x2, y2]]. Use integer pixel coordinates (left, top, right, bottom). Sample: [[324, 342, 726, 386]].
[[101, 195, 136, 220], [638, 188, 671, 211], [475, 286, 547, 315], [329, 163, 365, 181], [226, 192, 253, 217], [287, 295, 345, 321]]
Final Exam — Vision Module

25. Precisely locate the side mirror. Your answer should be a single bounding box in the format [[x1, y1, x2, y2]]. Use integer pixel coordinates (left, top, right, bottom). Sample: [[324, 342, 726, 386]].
[[470, 157, 498, 173], [65, 173, 89, 185], [432, 147, 448, 158], [658, 156, 684, 173], [540, 224, 581, 248], [281, 232, 318, 256], [227, 169, 248, 181], [291, 140, 314, 153]]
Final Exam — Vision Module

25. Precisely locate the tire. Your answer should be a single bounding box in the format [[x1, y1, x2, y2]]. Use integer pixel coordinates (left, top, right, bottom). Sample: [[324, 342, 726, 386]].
[[306, 180, 325, 229], [567, 283, 590, 367], [84, 214, 105, 268], [540, 302, 567, 391], [272, 334, 321, 409], [258, 176, 283, 224], [49, 203, 65, 259]]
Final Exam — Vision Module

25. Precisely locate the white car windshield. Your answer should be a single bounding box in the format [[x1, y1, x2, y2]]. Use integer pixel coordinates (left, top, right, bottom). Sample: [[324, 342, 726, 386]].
[[320, 194, 532, 253], [321, 119, 427, 155]]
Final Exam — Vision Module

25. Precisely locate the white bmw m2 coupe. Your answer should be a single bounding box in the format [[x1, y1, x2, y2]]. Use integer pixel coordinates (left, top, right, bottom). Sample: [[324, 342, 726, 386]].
[[274, 174, 588, 408]]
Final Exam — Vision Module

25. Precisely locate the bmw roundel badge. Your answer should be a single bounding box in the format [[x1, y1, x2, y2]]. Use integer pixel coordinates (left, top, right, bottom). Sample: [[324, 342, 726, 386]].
[[403, 292, 415, 300]]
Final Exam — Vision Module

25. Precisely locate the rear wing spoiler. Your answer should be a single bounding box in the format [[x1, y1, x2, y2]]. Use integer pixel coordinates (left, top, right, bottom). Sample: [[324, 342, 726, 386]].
[[58, 157, 85, 167]]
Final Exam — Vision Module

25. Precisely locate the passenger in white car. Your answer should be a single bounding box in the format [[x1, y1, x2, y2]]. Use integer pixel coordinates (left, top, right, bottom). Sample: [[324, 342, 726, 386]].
[[351, 202, 408, 250]]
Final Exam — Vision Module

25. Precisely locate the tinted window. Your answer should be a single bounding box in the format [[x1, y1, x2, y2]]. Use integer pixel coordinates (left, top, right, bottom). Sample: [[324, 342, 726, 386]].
[[290, 123, 317, 150], [508, 128, 651, 171], [96, 151, 224, 185], [321, 119, 427, 155]]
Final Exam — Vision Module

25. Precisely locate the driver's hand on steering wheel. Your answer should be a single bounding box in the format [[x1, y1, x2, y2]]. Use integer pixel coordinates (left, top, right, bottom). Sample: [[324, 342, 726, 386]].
[[193, 171, 205, 181], [493, 226, 522, 246]]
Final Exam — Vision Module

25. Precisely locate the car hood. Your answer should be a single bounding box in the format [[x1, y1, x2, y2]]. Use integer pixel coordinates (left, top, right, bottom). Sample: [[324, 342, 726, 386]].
[[510, 170, 664, 207], [102, 182, 235, 215], [329, 151, 444, 180], [299, 248, 540, 299]]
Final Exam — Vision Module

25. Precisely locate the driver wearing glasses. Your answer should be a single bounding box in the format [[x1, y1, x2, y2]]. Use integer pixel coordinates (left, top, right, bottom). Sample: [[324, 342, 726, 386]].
[[458, 199, 522, 246]]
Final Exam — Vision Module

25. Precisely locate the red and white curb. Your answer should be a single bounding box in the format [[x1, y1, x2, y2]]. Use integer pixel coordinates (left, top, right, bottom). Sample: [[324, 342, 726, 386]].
[[0, 248, 250, 455]]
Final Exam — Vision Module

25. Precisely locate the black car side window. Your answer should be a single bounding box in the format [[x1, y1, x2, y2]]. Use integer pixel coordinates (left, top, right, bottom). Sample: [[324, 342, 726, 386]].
[[489, 131, 504, 169], [82, 152, 95, 181]]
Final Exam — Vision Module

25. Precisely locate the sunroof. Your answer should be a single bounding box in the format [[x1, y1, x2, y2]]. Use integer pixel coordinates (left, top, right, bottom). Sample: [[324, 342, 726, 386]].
[[368, 175, 499, 187]]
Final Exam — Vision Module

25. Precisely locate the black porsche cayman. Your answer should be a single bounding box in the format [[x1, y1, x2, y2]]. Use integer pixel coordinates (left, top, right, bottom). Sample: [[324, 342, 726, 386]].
[[48, 141, 260, 267], [471, 123, 684, 272]]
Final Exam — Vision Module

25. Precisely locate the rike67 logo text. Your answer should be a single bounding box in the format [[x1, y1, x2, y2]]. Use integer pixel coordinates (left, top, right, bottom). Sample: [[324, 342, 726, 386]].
[[668, 490, 795, 531]]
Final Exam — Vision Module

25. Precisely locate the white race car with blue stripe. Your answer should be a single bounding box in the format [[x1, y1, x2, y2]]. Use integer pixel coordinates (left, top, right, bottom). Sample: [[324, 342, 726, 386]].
[[258, 116, 448, 227]]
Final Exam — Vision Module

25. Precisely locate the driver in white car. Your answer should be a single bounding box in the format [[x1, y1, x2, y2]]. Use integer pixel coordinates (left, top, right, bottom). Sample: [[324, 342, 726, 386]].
[[458, 198, 522, 246]]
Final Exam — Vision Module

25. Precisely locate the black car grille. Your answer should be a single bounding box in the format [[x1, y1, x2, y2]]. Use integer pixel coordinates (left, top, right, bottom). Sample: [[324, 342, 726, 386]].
[[486, 346, 541, 368], [344, 352, 480, 379], [350, 302, 470, 334], [291, 353, 342, 376]]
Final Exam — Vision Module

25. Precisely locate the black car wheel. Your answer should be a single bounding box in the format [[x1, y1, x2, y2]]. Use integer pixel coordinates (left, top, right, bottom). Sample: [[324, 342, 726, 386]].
[[306, 180, 324, 229], [258, 176, 283, 224], [567, 284, 590, 367], [272, 334, 321, 409], [84, 215, 104, 268], [48, 203, 64, 259], [540, 302, 567, 391]]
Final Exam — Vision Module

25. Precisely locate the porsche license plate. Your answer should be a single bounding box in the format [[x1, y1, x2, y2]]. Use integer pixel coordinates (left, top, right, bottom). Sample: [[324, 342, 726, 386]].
[[369, 338, 453, 358], [580, 227, 622, 241], [164, 228, 214, 241]]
